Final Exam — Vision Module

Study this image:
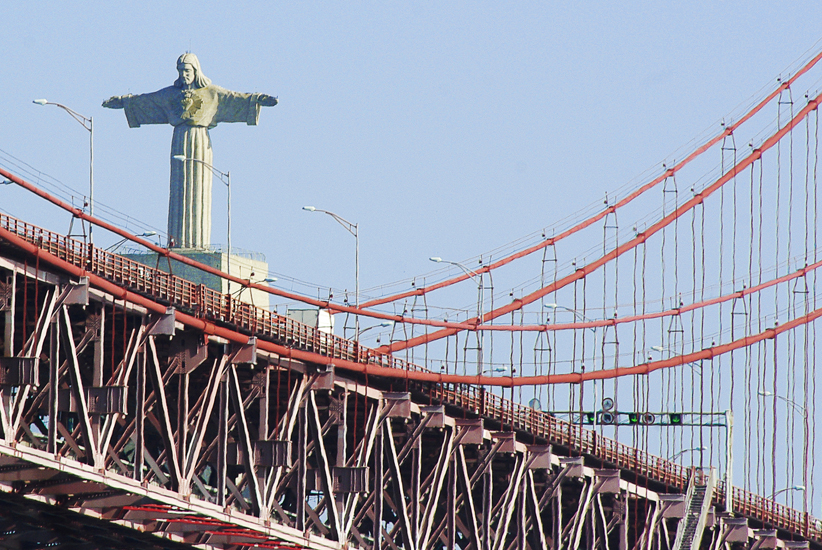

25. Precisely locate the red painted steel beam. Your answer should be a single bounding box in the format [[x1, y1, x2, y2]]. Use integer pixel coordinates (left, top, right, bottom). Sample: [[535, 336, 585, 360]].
[[360, 48, 822, 310], [380, 92, 822, 353], [2, 223, 821, 387]]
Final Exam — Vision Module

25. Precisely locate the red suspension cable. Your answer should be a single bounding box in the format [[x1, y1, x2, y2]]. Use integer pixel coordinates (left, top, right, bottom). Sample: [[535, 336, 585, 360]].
[[381, 93, 822, 353], [359, 49, 822, 310]]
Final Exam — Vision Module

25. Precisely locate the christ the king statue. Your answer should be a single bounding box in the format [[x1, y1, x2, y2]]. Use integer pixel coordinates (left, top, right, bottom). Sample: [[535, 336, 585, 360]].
[[103, 53, 278, 249]]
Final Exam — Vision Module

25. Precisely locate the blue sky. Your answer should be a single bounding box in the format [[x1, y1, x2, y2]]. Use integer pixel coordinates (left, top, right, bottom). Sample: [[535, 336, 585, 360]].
[[2, 2, 819, 299], [3, 0, 822, 511]]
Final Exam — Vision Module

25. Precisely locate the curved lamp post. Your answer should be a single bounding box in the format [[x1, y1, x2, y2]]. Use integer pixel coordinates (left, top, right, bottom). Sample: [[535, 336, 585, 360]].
[[430, 256, 487, 375], [482, 366, 509, 374], [544, 303, 599, 427], [356, 320, 394, 339], [544, 303, 598, 333], [106, 231, 157, 252], [233, 275, 277, 306], [770, 485, 805, 500], [33, 99, 94, 242], [668, 446, 706, 461], [303, 206, 359, 340], [757, 389, 808, 417], [429, 257, 482, 284]]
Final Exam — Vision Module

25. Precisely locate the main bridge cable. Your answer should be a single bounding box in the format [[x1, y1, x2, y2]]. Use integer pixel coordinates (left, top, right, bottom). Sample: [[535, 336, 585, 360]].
[[358, 47, 822, 311], [379, 91, 822, 353], [2, 219, 821, 388], [3, 50, 822, 334]]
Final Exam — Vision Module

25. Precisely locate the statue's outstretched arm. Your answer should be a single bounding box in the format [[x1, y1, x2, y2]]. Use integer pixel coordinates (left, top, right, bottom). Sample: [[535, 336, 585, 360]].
[[102, 95, 129, 109], [257, 94, 278, 107]]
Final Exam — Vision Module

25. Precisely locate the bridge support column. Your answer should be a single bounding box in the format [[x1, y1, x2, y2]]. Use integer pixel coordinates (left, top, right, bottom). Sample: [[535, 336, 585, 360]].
[[296, 398, 307, 532], [482, 461, 492, 550], [91, 304, 104, 459], [447, 456, 456, 550], [374, 420, 384, 550], [2, 273, 15, 357], [47, 313, 59, 454], [134, 343, 145, 481], [217, 371, 228, 507], [335, 391, 347, 527], [619, 493, 628, 550], [412, 441, 421, 544]]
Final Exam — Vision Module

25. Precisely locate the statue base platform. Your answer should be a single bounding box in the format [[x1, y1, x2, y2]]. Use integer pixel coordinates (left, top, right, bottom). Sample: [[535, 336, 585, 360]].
[[123, 248, 271, 308]]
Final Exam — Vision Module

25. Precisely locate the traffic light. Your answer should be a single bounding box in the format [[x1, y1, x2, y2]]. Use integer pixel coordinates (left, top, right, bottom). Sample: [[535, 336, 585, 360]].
[[669, 413, 683, 425], [628, 413, 640, 424], [582, 412, 595, 424]]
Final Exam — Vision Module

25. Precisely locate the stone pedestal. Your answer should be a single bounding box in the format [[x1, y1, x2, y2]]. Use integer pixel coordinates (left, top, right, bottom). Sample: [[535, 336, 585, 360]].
[[123, 249, 271, 308]]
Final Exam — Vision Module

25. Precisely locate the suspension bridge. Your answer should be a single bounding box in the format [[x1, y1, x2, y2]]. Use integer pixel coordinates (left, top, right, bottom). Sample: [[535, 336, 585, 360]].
[[1, 45, 822, 550]]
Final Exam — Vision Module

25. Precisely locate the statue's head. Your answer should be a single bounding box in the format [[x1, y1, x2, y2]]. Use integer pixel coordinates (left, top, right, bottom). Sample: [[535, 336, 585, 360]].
[[174, 53, 211, 89]]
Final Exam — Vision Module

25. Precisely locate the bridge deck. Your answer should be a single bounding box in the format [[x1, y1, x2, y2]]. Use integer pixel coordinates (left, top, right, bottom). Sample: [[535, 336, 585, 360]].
[[0, 211, 817, 549]]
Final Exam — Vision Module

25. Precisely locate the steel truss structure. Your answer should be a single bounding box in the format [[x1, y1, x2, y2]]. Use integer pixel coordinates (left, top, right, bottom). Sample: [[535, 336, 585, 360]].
[[0, 215, 819, 549]]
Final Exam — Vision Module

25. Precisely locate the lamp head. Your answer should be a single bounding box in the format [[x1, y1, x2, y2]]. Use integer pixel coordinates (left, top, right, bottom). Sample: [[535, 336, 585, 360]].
[[172, 155, 187, 162], [302, 206, 316, 212], [544, 303, 558, 309], [429, 257, 443, 263], [139, 231, 157, 237], [33, 99, 49, 105]]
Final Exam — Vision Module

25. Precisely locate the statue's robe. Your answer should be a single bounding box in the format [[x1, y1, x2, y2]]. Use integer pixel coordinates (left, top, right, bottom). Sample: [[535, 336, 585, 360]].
[[120, 85, 267, 248]]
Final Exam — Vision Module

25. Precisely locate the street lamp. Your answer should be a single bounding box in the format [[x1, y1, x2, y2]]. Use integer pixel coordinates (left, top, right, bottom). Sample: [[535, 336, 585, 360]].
[[757, 389, 808, 416], [172, 155, 232, 289], [544, 303, 600, 426], [482, 366, 509, 374], [303, 206, 359, 340], [356, 321, 394, 339], [232, 275, 277, 306], [770, 485, 805, 500], [668, 446, 707, 461], [544, 303, 598, 332], [231, 274, 278, 291], [33, 99, 94, 243], [106, 231, 157, 252], [429, 257, 482, 284], [430, 256, 488, 376]]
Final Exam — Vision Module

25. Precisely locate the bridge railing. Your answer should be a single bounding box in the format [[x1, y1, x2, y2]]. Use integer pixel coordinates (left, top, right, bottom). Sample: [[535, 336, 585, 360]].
[[0, 213, 430, 378], [429, 383, 690, 491], [1, 211, 819, 542], [430, 379, 821, 540], [714, 481, 819, 540]]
